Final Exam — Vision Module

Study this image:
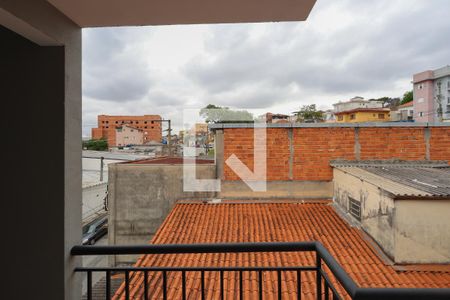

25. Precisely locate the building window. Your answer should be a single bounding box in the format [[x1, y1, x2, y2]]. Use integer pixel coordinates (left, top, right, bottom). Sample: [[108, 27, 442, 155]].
[[337, 115, 343, 121], [106, 126, 109, 129], [378, 114, 385, 119], [144, 126, 148, 129], [350, 114, 355, 120], [115, 121, 118, 124], [151, 126, 154, 129], [151, 121, 154, 124], [144, 121, 147, 124], [348, 197, 361, 221], [106, 121, 109, 124], [136, 121, 139, 124], [419, 112, 423, 117]]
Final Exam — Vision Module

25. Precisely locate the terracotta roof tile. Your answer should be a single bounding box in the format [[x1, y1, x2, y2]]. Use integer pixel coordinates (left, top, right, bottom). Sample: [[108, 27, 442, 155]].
[[113, 203, 450, 299]]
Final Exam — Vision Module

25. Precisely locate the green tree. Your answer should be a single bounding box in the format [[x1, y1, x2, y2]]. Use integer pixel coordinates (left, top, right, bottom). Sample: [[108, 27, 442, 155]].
[[400, 90, 413, 105], [200, 104, 254, 123], [294, 104, 324, 123], [83, 138, 108, 151]]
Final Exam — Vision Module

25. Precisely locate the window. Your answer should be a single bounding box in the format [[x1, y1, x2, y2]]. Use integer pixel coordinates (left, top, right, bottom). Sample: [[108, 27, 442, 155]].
[[115, 121, 118, 124], [144, 121, 147, 124], [337, 115, 343, 121], [151, 121, 154, 124], [348, 197, 361, 221], [106, 126, 109, 129], [419, 112, 423, 117], [378, 113, 385, 119], [350, 114, 355, 120], [151, 126, 154, 129], [136, 121, 139, 124], [144, 126, 148, 129]]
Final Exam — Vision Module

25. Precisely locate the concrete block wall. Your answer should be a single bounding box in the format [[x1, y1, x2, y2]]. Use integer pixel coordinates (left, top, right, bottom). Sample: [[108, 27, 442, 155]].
[[108, 163, 216, 265], [218, 125, 450, 181]]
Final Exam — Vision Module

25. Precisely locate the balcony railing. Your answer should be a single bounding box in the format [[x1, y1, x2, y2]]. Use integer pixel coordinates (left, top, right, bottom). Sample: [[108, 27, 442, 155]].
[[71, 241, 450, 300]]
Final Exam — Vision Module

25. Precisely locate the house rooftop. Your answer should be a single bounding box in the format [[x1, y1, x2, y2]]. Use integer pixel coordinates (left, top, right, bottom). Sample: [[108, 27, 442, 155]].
[[333, 108, 390, 115], [113, 202, 450, 299], [332, 160, 450, 198]]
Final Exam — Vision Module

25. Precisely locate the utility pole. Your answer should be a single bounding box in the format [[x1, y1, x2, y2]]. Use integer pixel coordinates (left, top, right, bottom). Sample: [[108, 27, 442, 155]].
[[99, 156, 104, 181], [154, 119, 172, 156]]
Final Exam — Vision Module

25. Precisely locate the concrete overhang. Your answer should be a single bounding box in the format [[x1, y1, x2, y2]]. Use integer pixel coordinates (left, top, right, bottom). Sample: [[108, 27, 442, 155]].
[[46, 0, 317, 27]]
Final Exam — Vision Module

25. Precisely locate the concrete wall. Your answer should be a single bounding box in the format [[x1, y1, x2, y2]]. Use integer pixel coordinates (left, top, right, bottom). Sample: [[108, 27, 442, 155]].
[[333, 168, 450, 264], [82, 183, 107, 222], [0, 1, 82, 299], [333, 169, 396, 258], [395, 200, 450, 264], [220, 180, 332, 199], [108, 163, 216, 265]]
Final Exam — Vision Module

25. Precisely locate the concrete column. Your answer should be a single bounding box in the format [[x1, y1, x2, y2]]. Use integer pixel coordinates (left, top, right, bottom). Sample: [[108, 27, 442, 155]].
[[215, 129, 224, 179], [1, 2, 82, 299], [424, 127, 431, 160], [288, 128, 294, 180], [354, 127, 361, 160]]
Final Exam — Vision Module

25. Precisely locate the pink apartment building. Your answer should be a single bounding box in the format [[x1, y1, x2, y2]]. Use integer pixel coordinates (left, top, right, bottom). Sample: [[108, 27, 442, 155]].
[[413, 65, 450, 123]]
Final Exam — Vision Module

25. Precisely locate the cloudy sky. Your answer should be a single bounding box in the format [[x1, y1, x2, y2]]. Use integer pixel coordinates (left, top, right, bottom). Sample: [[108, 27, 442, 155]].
[[82, 0, 450, 137]]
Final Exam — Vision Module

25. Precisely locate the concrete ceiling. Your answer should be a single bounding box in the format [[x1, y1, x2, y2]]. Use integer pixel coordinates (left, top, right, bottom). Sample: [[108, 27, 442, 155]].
[[46, 0, 317, 27]]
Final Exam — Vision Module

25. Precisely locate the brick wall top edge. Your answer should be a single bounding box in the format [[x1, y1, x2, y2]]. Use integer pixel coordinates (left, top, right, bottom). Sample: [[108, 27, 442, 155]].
[[210, 122, 450, 129]]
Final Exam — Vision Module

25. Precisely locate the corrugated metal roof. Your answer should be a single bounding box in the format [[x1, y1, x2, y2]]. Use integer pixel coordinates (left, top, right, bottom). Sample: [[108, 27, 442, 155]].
[[363, 167, 450, 197], [335, 166, 450, 198]]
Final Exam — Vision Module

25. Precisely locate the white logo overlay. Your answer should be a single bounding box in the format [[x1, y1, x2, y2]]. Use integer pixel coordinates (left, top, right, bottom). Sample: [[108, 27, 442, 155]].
[[182, 108, 267, 192]]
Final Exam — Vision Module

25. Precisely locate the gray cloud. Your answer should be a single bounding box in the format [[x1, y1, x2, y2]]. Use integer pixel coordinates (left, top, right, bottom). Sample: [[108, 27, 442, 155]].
[[83, 28, 153, 101], [82, 0, 450, 136], [184, 0, 450, 102]]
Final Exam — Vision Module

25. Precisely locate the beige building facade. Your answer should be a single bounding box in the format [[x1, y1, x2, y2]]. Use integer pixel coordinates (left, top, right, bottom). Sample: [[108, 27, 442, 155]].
[[115, 125, 144, 146], [333, 162, 450, 264]]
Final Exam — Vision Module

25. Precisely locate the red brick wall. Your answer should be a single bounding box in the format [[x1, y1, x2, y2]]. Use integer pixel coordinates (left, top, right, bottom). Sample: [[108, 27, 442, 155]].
[[222, 126, 450, 181], [359, 128, 426, 160], [223, 128, 290, 180], [293, 128, 355, 180], [430, 127, 450, 163]]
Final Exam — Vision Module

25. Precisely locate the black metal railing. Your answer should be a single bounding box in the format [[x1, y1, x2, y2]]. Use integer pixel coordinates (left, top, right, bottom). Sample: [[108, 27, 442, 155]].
[[72, 241, 450, 300]]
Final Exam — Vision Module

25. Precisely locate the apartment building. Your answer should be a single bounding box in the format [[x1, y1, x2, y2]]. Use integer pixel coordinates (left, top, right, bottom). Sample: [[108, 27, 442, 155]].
[[115, 125, 144, 146], [413, 65, 450, 122], [333, 96, 383, 113], [91, 115, 162, 146]]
